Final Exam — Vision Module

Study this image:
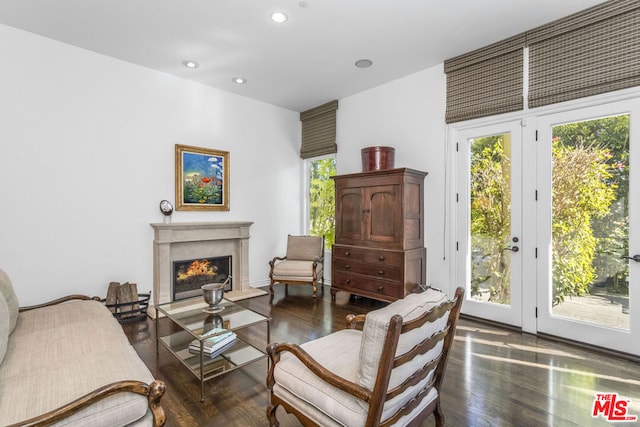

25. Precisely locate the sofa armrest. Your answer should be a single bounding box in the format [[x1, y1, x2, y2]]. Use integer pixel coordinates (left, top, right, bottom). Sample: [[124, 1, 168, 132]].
[[6, 379, 166, 427], [18, 295, 102, 312]]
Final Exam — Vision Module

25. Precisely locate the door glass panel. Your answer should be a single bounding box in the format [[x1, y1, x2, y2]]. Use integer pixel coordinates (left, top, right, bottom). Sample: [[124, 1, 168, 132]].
[[469, 133, 512, 306], [550, 114, 630, 330]]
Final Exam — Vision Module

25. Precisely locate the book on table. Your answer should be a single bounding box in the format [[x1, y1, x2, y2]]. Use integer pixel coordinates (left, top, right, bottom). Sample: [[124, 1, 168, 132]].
[[197, 327, 229, 339], [191, 327, 232, 346], [197, 339, 237, 359], [189, 330, 237, 356]]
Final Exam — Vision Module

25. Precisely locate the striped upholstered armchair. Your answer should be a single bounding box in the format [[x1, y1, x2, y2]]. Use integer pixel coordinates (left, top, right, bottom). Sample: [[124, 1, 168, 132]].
[[266, 287, 464, 426]]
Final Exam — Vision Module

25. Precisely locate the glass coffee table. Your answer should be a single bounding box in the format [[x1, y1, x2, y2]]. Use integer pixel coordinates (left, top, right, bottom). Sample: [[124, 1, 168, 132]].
[[155, 297, 271, 401]]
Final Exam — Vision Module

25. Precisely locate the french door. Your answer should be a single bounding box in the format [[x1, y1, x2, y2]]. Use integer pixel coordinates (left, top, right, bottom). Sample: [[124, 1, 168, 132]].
[[456, 100, 640, 355], [536, 101, 640, 355], [456, 121, 523, 327]]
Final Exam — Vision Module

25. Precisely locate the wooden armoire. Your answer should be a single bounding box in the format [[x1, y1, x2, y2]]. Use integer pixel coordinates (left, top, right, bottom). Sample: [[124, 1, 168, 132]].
[[330, 168, 427, 302]]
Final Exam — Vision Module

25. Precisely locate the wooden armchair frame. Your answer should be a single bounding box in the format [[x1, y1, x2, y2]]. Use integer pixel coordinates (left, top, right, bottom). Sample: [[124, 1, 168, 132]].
[[266, 287, 464, 427], [268, 236, 325, 298], [9, 295, 167, 427]]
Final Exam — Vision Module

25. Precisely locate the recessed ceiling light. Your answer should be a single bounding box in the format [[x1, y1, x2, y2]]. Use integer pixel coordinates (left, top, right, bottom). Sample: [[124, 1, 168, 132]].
[[270, 11, 288, 23], [355, 59, 373, 68], [182, 60, 199, 69], [232, 77, 247, 84]]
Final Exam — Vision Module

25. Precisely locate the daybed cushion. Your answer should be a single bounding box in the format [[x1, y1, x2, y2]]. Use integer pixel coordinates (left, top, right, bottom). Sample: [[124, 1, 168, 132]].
[[0, 268, 19, 334], [0, 299, 155, 426], [0, 294, 9, 364]]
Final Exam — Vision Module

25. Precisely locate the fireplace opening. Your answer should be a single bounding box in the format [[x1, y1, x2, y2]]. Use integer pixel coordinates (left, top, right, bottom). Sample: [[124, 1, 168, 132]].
[[173, 256, 232, 301]]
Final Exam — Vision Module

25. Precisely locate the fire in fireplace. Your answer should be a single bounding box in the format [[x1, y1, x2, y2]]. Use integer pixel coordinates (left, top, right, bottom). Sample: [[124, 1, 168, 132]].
[[173, 256, 232, 301]]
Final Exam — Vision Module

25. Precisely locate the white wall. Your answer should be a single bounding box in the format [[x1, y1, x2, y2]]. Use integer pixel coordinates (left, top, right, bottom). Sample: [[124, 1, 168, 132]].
[[336, 66, 452, 293], [0, 25, 302, 305]]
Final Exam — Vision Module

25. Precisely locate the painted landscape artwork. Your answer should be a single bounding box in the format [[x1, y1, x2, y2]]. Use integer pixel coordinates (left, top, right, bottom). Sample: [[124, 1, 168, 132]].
[[175, 145, 229, 211], [183, 151, 223, 204]]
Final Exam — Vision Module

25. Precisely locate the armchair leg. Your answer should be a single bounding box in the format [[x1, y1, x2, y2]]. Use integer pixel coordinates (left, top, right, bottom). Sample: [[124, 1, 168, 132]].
[[267, 404, 280, 427], [269, 280, 274, 295]]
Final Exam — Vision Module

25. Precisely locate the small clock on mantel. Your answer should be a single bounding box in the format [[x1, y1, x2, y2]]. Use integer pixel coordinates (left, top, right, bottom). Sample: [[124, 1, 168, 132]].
[[159, 200, 174, 223]]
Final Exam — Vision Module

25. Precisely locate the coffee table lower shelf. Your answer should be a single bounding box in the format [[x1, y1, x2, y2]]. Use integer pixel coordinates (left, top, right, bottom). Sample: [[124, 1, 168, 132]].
[[158, 330, 267, 401], [155, 297, 271, 402]]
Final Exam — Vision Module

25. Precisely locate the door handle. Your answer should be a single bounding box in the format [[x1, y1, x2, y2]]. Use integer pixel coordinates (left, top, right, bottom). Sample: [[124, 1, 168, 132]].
[[503, 237, 520, 252], [623, 254, 640, 262]]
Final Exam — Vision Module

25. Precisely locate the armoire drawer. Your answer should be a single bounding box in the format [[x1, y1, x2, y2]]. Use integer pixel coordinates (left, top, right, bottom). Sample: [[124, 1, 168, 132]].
[[332, 245, 402, 267], [332, 258, 402, 281], [332, 271, 403, 300]]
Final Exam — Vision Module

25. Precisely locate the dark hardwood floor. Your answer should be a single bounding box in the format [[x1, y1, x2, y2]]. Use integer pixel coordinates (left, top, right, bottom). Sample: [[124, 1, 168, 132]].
[[122, 285, 640, 427]]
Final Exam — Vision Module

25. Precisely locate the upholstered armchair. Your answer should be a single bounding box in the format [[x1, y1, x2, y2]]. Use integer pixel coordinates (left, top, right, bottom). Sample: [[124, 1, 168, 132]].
[[269, 235, 325, 298], [266, 287, 464, 427]]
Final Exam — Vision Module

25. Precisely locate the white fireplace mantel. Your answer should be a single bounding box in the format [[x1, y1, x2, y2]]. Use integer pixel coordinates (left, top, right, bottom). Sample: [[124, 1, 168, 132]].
[[150, 221, 266, 305]]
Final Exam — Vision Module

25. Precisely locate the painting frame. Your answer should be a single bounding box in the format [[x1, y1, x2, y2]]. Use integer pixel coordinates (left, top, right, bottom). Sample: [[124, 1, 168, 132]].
[[175, 144, 230, 211]]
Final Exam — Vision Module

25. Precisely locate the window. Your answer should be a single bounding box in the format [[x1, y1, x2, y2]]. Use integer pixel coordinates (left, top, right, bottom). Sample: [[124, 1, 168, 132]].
[[306, 156, 336, 250]]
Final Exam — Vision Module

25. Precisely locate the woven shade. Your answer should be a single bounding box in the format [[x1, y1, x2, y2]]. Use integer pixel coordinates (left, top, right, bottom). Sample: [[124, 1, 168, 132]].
[[528, 0, 640, 108], [445, 35, 525, 123], [300, 100, 338, 159]]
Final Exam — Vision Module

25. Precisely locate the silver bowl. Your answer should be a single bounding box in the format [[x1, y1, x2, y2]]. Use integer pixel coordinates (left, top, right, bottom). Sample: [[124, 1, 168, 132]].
[[201, 283, 225, 313]]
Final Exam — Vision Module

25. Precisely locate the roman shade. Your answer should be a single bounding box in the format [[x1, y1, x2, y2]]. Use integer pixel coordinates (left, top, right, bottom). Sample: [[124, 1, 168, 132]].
[[445, 0, 640, 123], [444, 34, 525, 123], [528, 0, 640, 108], [300, 100, 338, 159]]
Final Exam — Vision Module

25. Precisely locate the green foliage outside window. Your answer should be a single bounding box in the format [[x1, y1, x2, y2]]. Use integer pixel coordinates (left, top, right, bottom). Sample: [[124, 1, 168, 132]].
[[470, 136, 511, 304], [551, 138, 615, 304], [552, 115, 629, 303], [470, 115, 629, 306], [309, 158, 336, 250]]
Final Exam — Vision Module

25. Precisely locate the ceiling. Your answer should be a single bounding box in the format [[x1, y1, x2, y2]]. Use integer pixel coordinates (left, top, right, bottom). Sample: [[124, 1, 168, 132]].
[[0, 0, 606, 112]]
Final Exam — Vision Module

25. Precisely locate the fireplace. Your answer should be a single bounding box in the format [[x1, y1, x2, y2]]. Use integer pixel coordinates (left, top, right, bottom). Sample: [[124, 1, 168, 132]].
[[151, 221, 267, 306], [173, 256, 232, 301]]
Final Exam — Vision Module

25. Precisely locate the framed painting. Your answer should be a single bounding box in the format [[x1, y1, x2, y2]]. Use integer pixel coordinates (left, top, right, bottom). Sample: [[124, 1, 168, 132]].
[[175, 144, 230, 211]]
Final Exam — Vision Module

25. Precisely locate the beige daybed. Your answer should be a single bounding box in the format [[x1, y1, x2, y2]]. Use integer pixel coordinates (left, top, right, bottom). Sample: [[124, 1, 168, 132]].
[[0, 269, 165, 426]]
